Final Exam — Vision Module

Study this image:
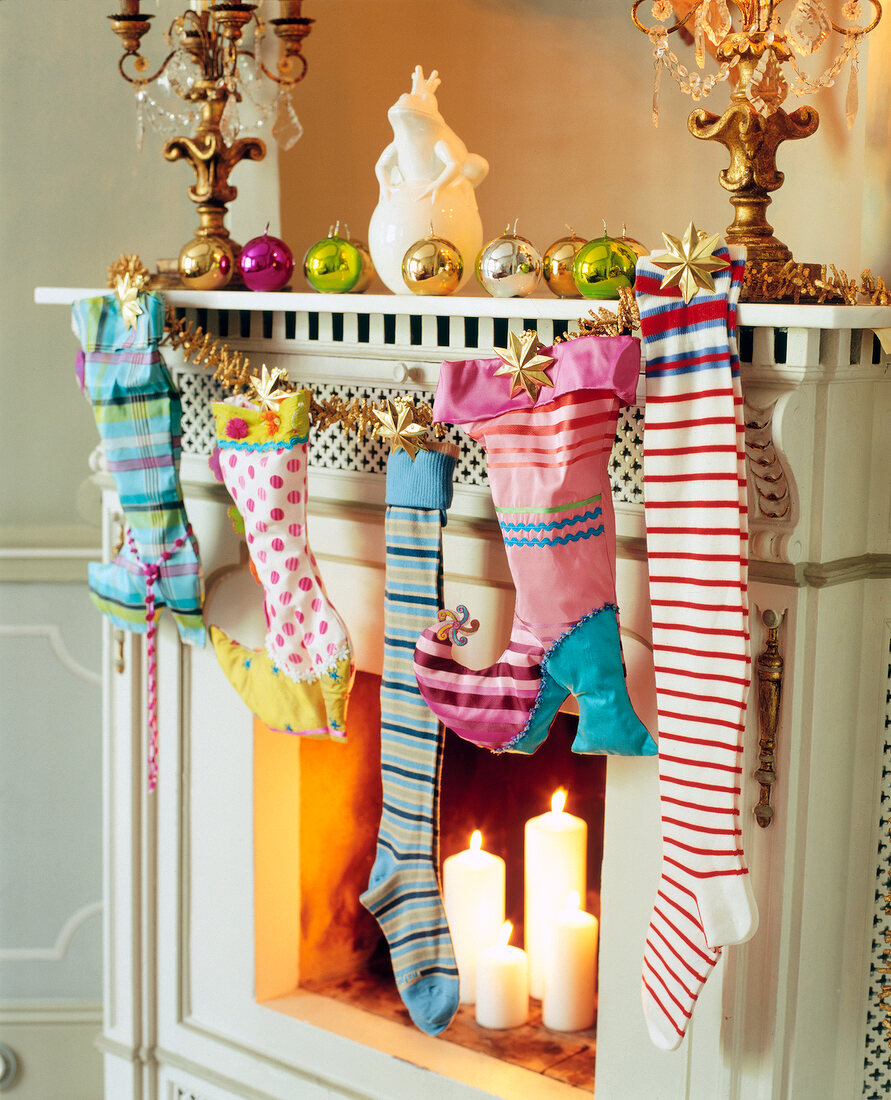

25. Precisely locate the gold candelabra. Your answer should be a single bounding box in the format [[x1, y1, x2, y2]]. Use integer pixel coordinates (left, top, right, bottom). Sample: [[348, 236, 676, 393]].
[[108, 1, 313, 281], [631, 0, 881, 277]]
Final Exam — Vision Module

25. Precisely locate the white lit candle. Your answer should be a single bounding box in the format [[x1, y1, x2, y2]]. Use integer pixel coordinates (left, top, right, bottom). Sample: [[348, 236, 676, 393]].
[[475, 922, 529, 1030], [443, 830, 505, 1003], [542, 890, 598, 1032], [524, 788, 587, 1000]]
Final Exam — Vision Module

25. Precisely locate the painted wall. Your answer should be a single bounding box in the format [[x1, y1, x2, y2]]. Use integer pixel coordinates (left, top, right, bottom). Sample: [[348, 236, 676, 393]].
[[279, 0, 888, 291], [0, 3, 275, 1096]]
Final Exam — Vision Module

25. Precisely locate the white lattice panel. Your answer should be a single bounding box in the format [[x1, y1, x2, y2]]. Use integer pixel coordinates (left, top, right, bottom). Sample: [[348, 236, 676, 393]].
[[862, 629, 891, 1098], [172, 366, 647, 504]]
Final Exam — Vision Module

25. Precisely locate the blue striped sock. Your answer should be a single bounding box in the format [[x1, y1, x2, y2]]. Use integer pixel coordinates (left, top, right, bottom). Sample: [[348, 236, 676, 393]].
[[360, 445, 459, 1036]]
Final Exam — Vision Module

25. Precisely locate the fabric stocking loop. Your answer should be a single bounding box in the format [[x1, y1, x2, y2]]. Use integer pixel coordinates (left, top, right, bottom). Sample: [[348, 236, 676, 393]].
[[126, 525, 192, 791]]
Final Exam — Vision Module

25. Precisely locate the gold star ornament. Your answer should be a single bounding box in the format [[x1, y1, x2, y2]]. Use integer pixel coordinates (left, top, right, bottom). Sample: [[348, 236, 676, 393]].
[[373, 398, 429, 460], [115, 272, 144, 331], [248, 364, 290, 412], [651, 222, 731, 304], [493, 330, 556, 401]]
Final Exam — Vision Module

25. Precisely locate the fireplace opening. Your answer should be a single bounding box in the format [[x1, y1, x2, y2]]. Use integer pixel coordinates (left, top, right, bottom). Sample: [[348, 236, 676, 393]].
[[254, 671, 606, 1094]]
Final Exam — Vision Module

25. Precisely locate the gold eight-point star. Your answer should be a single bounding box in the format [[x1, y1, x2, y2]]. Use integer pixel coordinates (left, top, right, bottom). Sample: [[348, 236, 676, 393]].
[[651, 221, 730, 304], [248, 365, 290, 412], [493, 330, 556, 401], [373, 398, 429, 460]]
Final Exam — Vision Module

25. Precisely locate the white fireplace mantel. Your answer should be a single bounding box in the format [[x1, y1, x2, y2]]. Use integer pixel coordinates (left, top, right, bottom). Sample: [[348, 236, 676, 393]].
[[36, 287, 891, 1100]]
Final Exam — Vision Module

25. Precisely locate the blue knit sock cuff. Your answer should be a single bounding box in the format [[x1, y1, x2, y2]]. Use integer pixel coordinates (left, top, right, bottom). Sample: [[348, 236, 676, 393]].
[[385, 447, 457, 518]]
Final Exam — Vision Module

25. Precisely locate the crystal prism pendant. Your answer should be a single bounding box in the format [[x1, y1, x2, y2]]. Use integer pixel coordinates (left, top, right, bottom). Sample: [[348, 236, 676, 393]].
[[845, 55, 860, 128], [745, 50, 789, 116], [135, 87, 146, 153], [273, 91, 304, 151], [702, 0, 732, 44], [785, 0, 832, 55], [220, 95, 241, 145]]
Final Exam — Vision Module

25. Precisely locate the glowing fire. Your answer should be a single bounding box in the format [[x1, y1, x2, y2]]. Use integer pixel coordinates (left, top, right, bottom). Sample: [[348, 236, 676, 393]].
[[565, 890, 581, 911], [497, 921, 513, 948], [551, 788, 567, 814], [470, 829, 482, 851]]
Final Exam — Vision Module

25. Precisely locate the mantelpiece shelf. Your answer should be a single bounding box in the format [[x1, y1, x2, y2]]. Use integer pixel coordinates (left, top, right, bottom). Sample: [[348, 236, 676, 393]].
[[33, 285, 891, 330]]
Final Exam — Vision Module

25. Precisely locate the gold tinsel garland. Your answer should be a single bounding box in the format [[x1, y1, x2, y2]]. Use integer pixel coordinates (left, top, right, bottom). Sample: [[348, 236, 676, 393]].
[[160, 290, 640, 443], [743, 262, 891, 306], [162, 307, 449, 442], [568, 286, 641, 339]]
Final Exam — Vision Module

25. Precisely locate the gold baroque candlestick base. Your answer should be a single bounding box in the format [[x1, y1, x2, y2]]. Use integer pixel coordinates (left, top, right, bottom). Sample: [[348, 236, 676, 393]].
[[688, 48, 819, 274], [688, 97, 819, 267]]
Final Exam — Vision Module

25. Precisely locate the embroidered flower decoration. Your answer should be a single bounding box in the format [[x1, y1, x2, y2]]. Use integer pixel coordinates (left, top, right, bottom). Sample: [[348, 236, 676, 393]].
[[225, 417, 249, 440], [263, 409, 281, 436]]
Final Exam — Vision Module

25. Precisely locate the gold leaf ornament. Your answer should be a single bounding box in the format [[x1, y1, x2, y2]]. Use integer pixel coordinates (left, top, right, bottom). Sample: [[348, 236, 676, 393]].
[[115, 273, 145, 331], [107, 253, 151, 291], [493, 330, 556, 401], [651, 221, 730, 304], [248, 364, 291, 412], [373, 398, 430, 460]]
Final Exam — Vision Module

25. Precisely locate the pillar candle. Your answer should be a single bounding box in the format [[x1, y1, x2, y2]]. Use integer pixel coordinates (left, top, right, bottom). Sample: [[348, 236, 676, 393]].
[[524, 788, 587, 1000], [443, 830, 505, 1003], [475, 922, 529, 1029], [542, 891, 598, 1032]]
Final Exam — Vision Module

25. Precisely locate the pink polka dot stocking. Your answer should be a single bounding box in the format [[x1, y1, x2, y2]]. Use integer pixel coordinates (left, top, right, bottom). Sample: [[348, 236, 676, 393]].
[[210, 393, 354, 739]]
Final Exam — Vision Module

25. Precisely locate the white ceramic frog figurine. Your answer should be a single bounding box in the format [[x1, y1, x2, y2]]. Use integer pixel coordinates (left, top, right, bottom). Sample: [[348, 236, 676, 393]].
[[368, 66, 488, 294]]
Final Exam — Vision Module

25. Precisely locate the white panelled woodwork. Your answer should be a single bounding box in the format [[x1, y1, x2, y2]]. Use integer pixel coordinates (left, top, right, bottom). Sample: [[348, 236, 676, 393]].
[[0, 580, 103, 1096], [34, 290, 891, 1100]]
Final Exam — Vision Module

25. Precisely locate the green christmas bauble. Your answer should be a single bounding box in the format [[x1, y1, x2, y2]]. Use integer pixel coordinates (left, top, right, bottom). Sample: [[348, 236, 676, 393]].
[[303, 233, 363, 293], [572, 235, 639, 300]]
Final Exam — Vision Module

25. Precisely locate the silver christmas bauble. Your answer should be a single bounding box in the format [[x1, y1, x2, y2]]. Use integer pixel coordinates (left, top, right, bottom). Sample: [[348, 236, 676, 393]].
[[476, 230, 542, 298]]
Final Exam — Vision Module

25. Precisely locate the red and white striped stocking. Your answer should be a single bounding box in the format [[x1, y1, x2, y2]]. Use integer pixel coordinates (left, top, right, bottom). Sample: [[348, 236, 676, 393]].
[[636, 246, 758, 1049]]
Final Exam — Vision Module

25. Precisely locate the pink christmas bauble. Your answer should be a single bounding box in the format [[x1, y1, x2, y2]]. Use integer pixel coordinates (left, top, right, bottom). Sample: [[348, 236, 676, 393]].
[[237, 231, 295, 292]]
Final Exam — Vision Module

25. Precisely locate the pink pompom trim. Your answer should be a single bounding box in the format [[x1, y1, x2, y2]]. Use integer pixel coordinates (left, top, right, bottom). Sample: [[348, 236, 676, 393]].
[[226, 417, 249, 440]]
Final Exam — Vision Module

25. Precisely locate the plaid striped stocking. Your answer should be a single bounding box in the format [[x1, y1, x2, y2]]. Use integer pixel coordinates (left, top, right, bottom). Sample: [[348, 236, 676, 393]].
[[636, 247, 758, 1049], [72, 292, 204, 644], [73, 291, 205, 789], [360, 444, 460, 1036]]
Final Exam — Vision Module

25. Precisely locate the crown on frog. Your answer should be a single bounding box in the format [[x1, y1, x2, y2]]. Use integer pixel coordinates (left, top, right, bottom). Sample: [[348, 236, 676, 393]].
[[409, 65, 441, 99]]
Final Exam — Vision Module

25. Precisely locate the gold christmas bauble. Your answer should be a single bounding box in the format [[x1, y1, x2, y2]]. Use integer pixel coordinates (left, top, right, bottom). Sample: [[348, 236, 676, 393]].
[[350, 238, 377, 293], [543, 232, 586, 298], [176, 235, 232, 290], [616, 229, 649, 260], [178, 235, 235, 291], [402, 235, 464, 296]]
